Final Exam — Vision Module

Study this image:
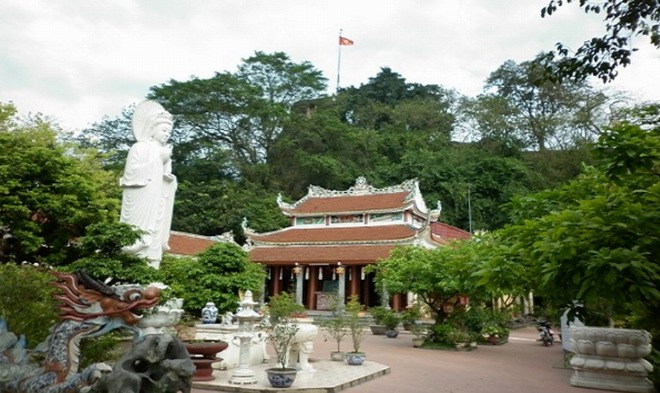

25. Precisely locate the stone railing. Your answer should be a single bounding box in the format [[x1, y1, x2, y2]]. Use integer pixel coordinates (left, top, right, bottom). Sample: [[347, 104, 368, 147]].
[[569, 326, 655, 393]]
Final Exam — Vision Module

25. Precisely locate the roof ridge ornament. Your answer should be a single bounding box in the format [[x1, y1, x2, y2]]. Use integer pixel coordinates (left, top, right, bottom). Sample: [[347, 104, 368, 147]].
[[277, 193, 295, 209], [429, 201, 442, 222], [241, 217, 255, 236], [277, 177, 421, 211]]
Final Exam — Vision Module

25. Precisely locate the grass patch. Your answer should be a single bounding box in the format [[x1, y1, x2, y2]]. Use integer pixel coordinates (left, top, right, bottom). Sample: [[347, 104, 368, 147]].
[[418, 341, 456, 350]]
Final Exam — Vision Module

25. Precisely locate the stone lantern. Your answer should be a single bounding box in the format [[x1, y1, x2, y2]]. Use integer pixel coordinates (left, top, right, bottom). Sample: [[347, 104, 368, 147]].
[[228, 290, 263, 385]]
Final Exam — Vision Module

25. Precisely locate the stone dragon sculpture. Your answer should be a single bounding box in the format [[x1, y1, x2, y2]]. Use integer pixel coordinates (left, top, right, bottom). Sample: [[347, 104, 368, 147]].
[[0, 270, 164, 393]]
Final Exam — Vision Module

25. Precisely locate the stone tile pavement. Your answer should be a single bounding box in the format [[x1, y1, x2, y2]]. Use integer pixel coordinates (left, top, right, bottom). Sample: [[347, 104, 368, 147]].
[[192, 326, 620, 393]]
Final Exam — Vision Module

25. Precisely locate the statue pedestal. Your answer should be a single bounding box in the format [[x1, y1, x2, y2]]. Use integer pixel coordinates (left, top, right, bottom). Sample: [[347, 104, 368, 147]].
[[569, 326, 655, 393], [195, 324, 266, 369]]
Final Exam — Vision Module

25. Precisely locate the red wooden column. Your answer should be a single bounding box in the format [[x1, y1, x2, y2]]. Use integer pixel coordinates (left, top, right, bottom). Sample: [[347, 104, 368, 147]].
[[272, 266, 281, 295], [392, 293, 402, 311], [306, 266, 318, 310], [349, 266, 359, 298]]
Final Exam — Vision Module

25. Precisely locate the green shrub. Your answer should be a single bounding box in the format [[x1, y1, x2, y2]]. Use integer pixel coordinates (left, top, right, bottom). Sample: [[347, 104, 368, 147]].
[[429, 323, 456, 343], [369, 306, 390, 325], [79, 331, 125, 368], [160, 243, 266, 316], [0, 264, 58, 348]]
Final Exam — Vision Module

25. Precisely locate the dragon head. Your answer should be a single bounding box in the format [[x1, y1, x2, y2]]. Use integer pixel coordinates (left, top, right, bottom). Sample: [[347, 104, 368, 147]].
[[51, 271, 161, 325]]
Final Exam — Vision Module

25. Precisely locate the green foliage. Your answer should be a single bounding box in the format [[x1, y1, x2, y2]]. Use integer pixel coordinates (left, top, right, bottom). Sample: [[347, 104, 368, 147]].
[[66, 221, 161, 285], [149, 51, 327, 182], [446, 328, 478, 344], [79, 331, 124, 369], [450, 307, 510, 339], [160, 243, 266, 315], [0, 264, 58, 348], [381, 310, 401, 331], [541, 1, 660, 83], [479, 105, 660, 334], [466, 53, 609, 151], [368, 306, 390, 326], [401, 303, 422, 327], [370, 244, 483, 324], [368, 306, 400, 330], [0, 107, 120, 264], [428, 323, 457, 344]]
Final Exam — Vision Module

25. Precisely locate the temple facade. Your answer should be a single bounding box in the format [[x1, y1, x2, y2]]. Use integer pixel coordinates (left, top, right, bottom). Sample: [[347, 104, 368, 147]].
[[244, 177, 470, 311]]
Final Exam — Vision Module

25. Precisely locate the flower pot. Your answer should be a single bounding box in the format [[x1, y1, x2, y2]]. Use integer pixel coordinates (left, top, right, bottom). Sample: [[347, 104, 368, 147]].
[[184, 341, 228, 381], [385, 329, 399, 338], [330, 351, 345, 361], [369, 325, 386, 335], [487, 335, 509, 345], [412, 338, 425, 347], [454, 342, 471, 351], [345, 352, 366, 365], [265, 367, 298, 388]]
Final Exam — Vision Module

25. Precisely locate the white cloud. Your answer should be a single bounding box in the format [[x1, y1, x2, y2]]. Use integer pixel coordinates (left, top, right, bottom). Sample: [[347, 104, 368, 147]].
[[1, 0, 658, 131]]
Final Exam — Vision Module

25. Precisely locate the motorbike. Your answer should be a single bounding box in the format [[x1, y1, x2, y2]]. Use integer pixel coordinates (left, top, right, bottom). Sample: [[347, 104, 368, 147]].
[[537, 321, 555, 346]]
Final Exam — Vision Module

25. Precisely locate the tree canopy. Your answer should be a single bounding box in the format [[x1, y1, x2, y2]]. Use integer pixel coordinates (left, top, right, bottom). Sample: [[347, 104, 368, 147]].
[[0, 103, 120, 264], [160, 242, 266, 314], [480, 105, 660, 326], [541, 0, 660, 82]]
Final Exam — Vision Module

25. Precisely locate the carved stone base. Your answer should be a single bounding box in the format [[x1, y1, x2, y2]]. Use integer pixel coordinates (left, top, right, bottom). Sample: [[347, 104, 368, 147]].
[[569, 326, 655, 393], [571, 370, 656, 393]]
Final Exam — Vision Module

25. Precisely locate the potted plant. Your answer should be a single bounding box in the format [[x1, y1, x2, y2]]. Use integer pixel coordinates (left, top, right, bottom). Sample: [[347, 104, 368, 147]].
[[262, 292, 305, 388], [319, 294, 349, 361], [368, 306, 389, 335], [345, 295, 367, 365], [382, 310, 401, 338], [410, 322, 428, 347], [481, 324, 510, 345], [401, 303, 422, 331], [447, 329, 475, 351]]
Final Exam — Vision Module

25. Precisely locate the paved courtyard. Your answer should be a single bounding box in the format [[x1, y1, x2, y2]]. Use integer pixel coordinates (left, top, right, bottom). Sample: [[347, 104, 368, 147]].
[[191, 325, 621, 393]]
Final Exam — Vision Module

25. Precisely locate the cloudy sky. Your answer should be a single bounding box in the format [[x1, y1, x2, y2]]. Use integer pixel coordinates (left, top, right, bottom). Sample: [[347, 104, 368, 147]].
[[2, 1, 659, 131]]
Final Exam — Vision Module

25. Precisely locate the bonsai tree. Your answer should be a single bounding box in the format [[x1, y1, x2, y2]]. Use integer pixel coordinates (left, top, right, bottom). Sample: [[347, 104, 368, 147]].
[[263, 292, 305, 370], [345, 295, 366, 354], [318, 294, 348, 359]]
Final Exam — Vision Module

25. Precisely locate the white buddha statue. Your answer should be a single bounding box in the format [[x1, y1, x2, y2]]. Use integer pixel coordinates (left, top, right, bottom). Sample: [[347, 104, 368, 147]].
[[120, 100, 177, 268]]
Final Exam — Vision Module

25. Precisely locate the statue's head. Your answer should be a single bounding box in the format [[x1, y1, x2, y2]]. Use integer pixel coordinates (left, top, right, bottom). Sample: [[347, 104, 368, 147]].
[[132, 100, 173, 142]]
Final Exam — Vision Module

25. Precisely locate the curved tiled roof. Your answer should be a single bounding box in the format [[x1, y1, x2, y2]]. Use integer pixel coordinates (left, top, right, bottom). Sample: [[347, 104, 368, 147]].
[[431, 222, 471, 241], [249, 224, 417, 244], [168, 231, 219, 256], [281, 192, 412, 216], [249, 244, 395, 264]]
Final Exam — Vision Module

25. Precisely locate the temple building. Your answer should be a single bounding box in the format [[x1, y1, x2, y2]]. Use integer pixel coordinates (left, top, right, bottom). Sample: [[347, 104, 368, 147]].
[[243, 177, 470, 311]]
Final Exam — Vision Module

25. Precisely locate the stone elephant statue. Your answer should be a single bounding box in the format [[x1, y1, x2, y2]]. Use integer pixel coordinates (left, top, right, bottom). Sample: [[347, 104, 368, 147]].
[[286, 319, 319, 372]]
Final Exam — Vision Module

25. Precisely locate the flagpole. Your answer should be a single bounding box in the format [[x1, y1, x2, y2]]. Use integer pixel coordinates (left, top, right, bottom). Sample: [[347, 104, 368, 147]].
[[336, 29, 343, 94]]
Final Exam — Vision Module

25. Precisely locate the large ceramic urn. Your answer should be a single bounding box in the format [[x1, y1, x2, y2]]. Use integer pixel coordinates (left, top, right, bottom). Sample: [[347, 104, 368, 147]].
[[569, 326, 655, 393]]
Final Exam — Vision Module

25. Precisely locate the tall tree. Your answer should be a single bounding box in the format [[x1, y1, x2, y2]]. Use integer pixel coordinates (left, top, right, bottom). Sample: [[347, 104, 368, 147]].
[[269, 104, 381, 198], [466, 54, 609, 151], [75, 105, 135, 172], [149, 51, 327, 178], [0, 103, 120, 264], [482, 105, 660, 326], [541, 0, 660, 82]]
